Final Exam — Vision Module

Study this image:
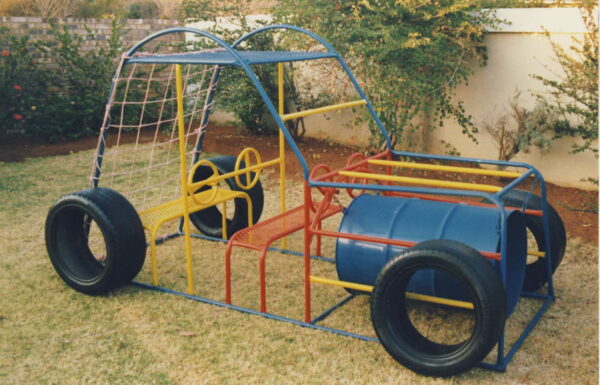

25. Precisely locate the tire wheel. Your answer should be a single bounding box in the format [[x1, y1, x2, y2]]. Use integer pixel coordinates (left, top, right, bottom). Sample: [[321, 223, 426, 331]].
[[189, 155, 264, 238], [45, 187, 146, 295], [500, 190, 566, 292], [371, 239, 505, 377]]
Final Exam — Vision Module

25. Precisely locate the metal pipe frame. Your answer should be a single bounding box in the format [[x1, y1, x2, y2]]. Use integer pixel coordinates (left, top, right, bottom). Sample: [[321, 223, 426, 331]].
[[90, 24, 557, 374], [307, 173, 555, 370]]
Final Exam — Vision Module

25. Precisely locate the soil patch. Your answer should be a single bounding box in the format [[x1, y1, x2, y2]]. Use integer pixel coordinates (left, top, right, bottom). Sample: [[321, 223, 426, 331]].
[[1, 124, 597, 244]]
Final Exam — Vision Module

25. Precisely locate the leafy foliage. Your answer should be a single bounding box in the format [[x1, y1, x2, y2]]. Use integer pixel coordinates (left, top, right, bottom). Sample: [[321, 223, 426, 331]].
[[484, 93, 568, 161], [127, 1, 160, 19], [274, 0, 499, 149], [0, 33, 38, 138], [531, 2, 598, 156], [0, 19, 126, 142], [479, 0, 586, 7]]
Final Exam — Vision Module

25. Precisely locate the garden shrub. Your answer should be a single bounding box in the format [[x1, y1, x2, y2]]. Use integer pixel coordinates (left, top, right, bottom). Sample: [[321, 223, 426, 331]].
[[0, 33, 41, 139], [531, 1, 598, 156], [273, 0, 499, 149], [0, 19, 126, 142], [127, 1, 160, 19], [483, 92, 570, 162]]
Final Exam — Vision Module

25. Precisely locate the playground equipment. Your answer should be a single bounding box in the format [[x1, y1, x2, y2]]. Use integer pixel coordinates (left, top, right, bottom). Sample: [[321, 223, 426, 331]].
[[45, 25, 566, 377]]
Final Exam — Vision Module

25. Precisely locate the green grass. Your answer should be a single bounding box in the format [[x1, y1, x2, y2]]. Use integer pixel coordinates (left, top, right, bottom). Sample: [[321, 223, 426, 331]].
[[0, 148, 598, 384]]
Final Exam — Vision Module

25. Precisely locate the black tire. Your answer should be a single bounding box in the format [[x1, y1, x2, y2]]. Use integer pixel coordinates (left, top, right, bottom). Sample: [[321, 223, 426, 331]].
[[189, 155, 264, 238], [500, 190, 566, 291], [371, 239, 505, 377], [45, 187, 146, 295]]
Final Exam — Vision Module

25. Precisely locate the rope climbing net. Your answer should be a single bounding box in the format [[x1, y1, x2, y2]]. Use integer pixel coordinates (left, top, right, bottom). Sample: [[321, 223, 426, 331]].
[[90, 55, 219, 211]]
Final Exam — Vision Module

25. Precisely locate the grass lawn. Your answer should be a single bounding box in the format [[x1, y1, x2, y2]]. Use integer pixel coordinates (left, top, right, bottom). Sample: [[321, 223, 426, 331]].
[[0, 147, 597, 385]]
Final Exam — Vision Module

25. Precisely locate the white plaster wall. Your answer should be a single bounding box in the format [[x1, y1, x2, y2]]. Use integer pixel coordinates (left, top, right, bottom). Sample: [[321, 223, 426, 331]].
[[431, 9, 597, 189]]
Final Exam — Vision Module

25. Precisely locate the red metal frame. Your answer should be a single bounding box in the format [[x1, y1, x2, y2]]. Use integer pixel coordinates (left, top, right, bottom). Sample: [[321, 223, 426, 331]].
[[222, 150, 538, 322]]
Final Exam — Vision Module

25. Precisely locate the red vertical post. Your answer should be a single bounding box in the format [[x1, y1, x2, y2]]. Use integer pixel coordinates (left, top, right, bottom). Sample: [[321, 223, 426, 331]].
[[385, 149, 393, 179], [303, 180, 312, 323], [259, 250, 268, 313], [315, 220, 322, 256], [225, 242, 233, 304]]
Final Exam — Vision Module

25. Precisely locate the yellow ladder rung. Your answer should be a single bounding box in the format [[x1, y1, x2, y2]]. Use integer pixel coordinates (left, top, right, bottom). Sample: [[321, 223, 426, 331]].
[[309, 276, 474, 310], [339, 170, 502, 193], [310, 275, 373, 292], [528, 250, 546, 257], [368, 159, 523, 178], [406, 292, 474, 310], [281, 99, 367, 121]]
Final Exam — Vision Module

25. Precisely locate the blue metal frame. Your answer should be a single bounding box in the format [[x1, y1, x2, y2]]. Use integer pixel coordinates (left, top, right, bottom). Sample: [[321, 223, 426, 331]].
[[130, 267, 553, 372], [131, 281, 377, 342], [92, 24, 558, 374]]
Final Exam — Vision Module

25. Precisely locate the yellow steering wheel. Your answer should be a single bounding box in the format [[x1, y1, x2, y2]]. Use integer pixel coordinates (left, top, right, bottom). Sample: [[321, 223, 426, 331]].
[[187, 159, 220, 206], [234, 147, 262, 190]]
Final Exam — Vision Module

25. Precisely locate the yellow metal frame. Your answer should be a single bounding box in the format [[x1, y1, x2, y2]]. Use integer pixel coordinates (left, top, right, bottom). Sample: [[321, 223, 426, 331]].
[[188, 157, 281, 193], [339, 170, 502, 193], [278, 63, 287, 248], [275, 65, 369, 246], [368, 159, 523, 178], [139, 65, 269, 294], [234, 147, 262, 190], [281, 99, 367, 121], [528, 250, 545, 257], [310, 276, 475, 310], [138, 63, 306, 294], [139, 188, 253, 289], [176, 64, 196, 294]]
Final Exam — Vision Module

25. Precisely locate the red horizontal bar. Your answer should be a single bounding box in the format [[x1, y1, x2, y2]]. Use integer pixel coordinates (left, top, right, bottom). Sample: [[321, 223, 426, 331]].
[[312, 229, 501, 261]]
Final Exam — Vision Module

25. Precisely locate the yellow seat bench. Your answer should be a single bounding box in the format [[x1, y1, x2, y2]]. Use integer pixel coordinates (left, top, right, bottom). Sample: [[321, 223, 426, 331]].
[[139, 188, 253, 287]]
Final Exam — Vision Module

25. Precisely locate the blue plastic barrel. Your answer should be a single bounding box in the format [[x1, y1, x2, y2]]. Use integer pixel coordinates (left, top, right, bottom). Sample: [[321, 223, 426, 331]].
[[336, 194, 527, 316]]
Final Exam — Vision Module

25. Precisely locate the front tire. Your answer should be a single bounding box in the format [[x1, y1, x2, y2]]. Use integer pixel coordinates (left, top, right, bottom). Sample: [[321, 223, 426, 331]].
[[45, 187, 146, 295], [371, 240, 505, 377]]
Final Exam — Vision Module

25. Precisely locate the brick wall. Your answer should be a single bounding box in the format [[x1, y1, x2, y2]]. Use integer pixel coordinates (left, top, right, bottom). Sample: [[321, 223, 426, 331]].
[[0, 17, 180, 50]]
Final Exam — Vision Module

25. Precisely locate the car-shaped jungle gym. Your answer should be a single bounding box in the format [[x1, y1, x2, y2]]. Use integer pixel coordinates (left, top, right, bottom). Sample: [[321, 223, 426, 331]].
[[45, 25, 566, 377]]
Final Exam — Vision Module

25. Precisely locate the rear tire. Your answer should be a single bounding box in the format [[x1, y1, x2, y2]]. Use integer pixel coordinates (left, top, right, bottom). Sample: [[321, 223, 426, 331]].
[[45, 187, 146, 295], [189, 155, 264, 238], [371, 239, 505, 377], [500, 190, 566, 291]]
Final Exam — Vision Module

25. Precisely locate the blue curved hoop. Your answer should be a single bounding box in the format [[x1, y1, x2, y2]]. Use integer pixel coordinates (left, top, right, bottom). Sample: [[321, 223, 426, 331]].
[[119, 26, 312, 177], [233, 24, 394, 152], [126, 27, 239, 59], [232, 24, 337, 52], [115, 25, 394, 178]]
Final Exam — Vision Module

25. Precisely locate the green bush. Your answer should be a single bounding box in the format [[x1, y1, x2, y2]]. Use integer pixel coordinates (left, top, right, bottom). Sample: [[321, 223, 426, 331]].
[[0, 19, 126, 142], [0, 33, 41, 138], [127, 1, 160, 19], [531, 1, 598, 156], [274, 0, 499, 149]]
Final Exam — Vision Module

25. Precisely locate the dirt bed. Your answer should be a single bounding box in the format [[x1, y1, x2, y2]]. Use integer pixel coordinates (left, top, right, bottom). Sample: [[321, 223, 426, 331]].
[[1, 124, 597, 244]]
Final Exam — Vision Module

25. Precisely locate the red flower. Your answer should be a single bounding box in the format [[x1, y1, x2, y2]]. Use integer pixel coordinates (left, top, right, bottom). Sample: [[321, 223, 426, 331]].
[[13, 85, 21, 91], [12, 114, 23, 120], [1, 50, 9, 57]]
